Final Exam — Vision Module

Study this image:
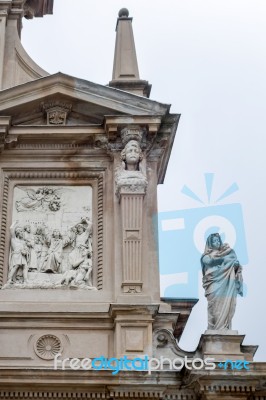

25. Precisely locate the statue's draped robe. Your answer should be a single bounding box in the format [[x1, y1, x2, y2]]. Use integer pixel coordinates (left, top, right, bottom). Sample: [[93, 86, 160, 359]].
[[201, 244, 242, 330]]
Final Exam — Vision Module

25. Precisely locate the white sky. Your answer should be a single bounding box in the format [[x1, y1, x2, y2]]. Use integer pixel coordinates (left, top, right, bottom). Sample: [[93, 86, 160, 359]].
[[21, 0, 266, 361]]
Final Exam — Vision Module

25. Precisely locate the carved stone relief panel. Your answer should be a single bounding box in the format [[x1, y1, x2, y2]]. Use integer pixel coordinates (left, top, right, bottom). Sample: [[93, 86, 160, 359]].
[[41, 101, 72, 125], [3, 185, 97, 290]]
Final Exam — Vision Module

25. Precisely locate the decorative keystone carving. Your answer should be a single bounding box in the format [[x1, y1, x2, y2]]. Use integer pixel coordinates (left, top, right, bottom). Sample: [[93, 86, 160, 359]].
[[41, 101, 72, 125]]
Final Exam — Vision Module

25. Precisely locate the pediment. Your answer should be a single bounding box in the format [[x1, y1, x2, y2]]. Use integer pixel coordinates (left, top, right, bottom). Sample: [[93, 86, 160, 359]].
[[0, 73, 169, 126]]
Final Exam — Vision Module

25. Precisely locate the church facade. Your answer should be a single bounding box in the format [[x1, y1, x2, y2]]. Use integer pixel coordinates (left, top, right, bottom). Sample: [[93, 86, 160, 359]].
[[0, 1, 265, 399]]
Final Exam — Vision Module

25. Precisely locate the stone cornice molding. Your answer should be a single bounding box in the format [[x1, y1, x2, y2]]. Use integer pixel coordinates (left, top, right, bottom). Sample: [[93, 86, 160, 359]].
[[109, 303, 159, 319], [0, 1, 12, 13], [0, 73, 169, 116]]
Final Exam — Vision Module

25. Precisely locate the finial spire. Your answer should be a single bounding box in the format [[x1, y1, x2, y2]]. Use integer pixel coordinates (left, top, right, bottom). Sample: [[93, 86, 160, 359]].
[[109, 9, 151, 98]]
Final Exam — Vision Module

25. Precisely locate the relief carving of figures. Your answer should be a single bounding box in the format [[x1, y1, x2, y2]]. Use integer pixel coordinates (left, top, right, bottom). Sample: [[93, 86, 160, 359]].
[[115, 138, 147, 195], [24, 224, 38, 272], [41, 227, 69, 274], [201, 233, 243, 331], [61, 247, 94, 290], [68, 217, 92, 269], [60, 217, 95, 290], [15, 187, 64, 213], [34, 226, 46, 270], [7, 221, 29, 285], [3, 186, 96, 290]]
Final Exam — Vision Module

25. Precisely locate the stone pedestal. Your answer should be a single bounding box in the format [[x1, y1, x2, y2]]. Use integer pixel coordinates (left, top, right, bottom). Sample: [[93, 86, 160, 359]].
[[199, 331, 254, 361]]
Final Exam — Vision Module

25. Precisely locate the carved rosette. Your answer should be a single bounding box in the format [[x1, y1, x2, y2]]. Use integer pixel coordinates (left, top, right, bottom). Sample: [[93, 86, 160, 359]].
[[41, 101, 72, 125], [34, 334, 62, 360]]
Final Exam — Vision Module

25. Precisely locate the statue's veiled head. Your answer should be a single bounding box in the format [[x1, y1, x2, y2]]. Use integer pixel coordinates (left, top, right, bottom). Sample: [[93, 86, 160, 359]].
[[206, 233, 222, 250]]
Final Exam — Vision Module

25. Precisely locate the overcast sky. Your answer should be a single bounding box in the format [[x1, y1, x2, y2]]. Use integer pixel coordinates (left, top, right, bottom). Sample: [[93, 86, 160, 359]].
[[21, 0, 266, 361]]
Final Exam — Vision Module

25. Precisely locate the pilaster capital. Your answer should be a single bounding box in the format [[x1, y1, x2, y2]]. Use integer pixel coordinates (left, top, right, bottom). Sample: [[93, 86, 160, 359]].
[[104, 115, 162, 143]]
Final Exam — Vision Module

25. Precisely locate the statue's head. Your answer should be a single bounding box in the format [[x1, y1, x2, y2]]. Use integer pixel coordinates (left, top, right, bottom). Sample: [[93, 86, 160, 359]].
[[24, 224, 31, 233], [121, 140, 143, 168], [207, 233, 222, 249], [15, 226, 24, 239], [76, 224, 85, 234], [35, 226, 43, 235]]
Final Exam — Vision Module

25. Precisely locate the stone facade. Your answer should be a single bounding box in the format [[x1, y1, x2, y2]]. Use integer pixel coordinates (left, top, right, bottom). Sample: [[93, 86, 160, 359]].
[[0, 2, 265, 400]]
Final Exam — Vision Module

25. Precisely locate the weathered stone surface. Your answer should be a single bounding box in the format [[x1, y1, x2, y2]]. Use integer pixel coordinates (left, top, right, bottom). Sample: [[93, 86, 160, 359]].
[[0, 2, 264, 399]]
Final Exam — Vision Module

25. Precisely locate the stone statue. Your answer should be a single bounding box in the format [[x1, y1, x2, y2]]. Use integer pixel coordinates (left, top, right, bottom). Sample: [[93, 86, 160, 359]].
[[7, 221, 29, 284], [201, 233, 243, 331], [115, 139, 147, 194], [121, 139, 144, 172]]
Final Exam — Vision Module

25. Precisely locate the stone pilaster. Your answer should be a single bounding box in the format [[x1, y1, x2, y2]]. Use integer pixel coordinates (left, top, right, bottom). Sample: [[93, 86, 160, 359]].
[[120, 188, 145, 293]]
